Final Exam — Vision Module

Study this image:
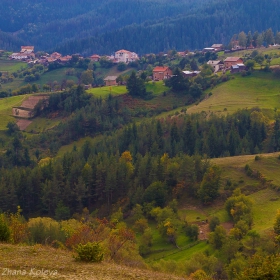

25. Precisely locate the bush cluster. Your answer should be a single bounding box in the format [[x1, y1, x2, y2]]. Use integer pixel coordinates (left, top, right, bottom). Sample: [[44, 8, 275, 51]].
[[74, 242, 104, 262]]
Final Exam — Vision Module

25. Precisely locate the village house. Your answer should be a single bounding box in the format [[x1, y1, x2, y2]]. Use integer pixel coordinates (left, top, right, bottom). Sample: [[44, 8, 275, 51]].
[[177, 51, 187, 57], [50, 52, 62, 59], [153, 66, 172, 81], [203, 47, 215, 53], [207, 60, 224, 72], [89, 54, 101, 62], [211, 44, 224, 51], [10, 45, 35, 60], [224, 57, 244, 68], [115, 49, 139, 63], [58, 55, 72, 64], [10, 53, 29, 60], [104, 76, 118, 86], [182, 70, 201, 78], [21, 46, 34, 53], [230, 63, 246, 73]]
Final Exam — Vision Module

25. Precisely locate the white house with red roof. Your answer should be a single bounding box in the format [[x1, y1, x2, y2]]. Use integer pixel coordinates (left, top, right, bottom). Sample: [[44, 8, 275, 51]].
[[115, 49, 139, 63]]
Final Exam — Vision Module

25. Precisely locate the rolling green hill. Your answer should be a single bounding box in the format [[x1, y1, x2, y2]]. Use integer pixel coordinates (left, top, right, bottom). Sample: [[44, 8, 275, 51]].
[[155, 71, 280, 119]]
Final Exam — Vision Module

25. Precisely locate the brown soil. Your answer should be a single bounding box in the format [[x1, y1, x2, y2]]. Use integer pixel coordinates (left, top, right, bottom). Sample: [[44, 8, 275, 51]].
[[16, 119, 33, 131], [20, 96, 47, 109]]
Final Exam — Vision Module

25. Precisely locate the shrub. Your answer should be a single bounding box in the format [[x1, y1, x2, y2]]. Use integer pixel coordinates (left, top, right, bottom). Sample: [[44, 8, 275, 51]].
[[186, 224, 199, 241], [74, 242, 104, 262], [255, 155, 261, 161], [0, 214, 10, 242], [28, 217, 65, 244], [209, 217, 220, 232]]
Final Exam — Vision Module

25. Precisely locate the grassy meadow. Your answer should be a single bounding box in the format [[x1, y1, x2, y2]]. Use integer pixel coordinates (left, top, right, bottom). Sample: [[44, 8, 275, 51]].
[[0, 58, 27, 72], [37, 68, 79, 87], [87, 85, 127, 98], [0, 95, 28, 130], [186, 71, 280, 116], [24, 117, 62, 134]]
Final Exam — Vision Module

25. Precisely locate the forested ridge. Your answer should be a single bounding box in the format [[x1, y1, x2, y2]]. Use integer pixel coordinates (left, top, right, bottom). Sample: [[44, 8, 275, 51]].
[[0, 85, 279, 217], [0, 0, 205, 52], [1, 0, 280, 54]]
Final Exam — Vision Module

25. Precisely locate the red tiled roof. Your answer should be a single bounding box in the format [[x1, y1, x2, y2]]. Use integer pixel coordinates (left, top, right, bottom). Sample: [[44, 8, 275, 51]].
[[115, 49, 130, 53], [153, 66, 169, 72], [21, 46, 34, 50]]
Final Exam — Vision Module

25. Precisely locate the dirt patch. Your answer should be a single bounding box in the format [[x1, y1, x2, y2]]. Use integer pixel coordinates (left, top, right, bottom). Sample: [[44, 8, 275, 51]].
[[16, 119, 33, 130], [13, 95, 49, 118], [20, 95, 48, 110], [221, 221, 234, 233], [198, 222, 210, 240]]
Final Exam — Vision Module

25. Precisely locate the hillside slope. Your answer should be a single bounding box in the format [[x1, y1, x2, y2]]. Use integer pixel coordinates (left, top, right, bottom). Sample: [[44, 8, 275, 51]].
[[0, 244, 185, 280]]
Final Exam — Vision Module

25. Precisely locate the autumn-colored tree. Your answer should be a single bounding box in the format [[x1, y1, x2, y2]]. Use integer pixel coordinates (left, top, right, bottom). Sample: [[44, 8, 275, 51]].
[[9, 206, 29, 244], [198, 165, 221, 204]]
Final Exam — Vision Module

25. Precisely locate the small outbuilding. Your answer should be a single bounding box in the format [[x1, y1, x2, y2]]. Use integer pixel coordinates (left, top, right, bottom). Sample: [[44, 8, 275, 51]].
[[104, 76, 118, 86]]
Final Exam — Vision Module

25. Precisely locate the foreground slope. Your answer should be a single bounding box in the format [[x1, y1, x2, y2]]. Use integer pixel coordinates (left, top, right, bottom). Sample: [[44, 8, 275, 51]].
[[0, 244, 185, 280]]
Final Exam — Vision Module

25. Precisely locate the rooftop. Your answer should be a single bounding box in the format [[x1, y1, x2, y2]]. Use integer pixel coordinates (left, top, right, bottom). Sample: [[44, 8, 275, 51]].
[[153, 66, 169, 72]]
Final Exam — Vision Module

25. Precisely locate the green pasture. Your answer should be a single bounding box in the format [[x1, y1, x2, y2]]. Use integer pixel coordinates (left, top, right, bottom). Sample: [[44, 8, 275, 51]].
[[162, 241, 209, 262], [37, 68, 79, 87], [270, 57, 280, 65], [212, 152, 280, 232], [24, 117, 62, 133], [0, 59, 27, 72], [146, 81, 169, 95], [0, 78, 25, 91], [0, 95, 28, 130], [1, 67, 79, 92], [87, 85, 127, 98], [250, 188, 280, 232], [186, 72, 280, 116]]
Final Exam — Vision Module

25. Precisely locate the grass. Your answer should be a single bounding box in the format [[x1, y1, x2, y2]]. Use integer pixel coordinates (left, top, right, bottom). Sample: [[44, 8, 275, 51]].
[[86, 81, 168, 99], [250, 188, 280, 232], [211, 152, 280, 232], [146, 81, 169, 95], [270, 57, 280, 65], [186, 71, 280, 116], [87, 85, 127, 98], [37, 68, 79, 87], [24, 117, 62, 133], [163, 241, 209, 261], [0, 243, 183, 280], [0, 68, 79, 92], [0, 58, 27, 72], [0, 95, 28, 130]]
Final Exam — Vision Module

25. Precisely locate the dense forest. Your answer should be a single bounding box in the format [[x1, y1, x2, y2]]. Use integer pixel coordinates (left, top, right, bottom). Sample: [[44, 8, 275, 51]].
[[1, 0, 280, 54], [0, 0, 205, 52], [0, 85, 279, 217]]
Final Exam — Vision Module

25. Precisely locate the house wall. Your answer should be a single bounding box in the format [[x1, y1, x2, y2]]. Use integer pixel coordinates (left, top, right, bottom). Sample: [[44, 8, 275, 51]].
[[115, 51, 138, 63], [225, 59, 243, 68], [153, 68, 172, 80], [105, 80, 117, 86]]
